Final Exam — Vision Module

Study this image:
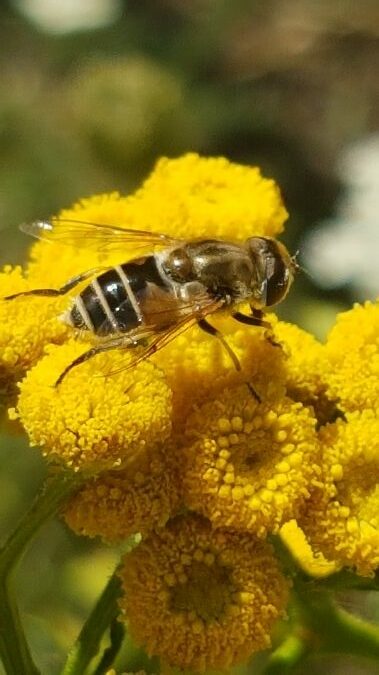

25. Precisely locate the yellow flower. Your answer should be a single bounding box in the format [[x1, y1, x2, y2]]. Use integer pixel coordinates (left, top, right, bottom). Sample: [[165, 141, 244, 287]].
[[300, 412, 379, 576], [9, 339, 172, 473], [64, 448, 179, 541], [180, 384, 320, 538], [0, 266, 68, 406], [1, 154, 288, 404], [119, 513, 290, 672], [274, 320, 341, 426], [132, 153, 288, 241], [325, 301, 379, 414], [155, 314, 287, 428], [27, 154, 287, 286], [280, 520, 339, 578]]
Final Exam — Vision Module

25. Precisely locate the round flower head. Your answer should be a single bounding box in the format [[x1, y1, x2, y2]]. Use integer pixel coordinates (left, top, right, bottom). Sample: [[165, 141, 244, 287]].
[[155, 314, 287, 428], [131, 153, 288, 241], [325, 301, 379, 413], [300, 412, 379, 576], [27, 154, 288, 291], [64, 448, 179, 541], [181, 384, 319, 538], [274, 320, 340, 426], [0, 266, 68, 406], [10, 339, 172, 473], [119, 513, 290, 672]]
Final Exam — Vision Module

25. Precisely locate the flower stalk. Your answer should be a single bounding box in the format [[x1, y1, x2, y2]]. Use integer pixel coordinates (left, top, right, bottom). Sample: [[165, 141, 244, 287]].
[[294, 586, 379, 661], [61, 568, 123, 675], [0, 471, 81, 675]]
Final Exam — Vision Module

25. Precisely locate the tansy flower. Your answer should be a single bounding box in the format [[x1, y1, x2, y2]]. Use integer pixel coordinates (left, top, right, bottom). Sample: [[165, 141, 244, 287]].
[[280, 520, 339, 578], [9, 339, 172, 473], [119, 513, 290, 672], [0, 266, 68, 406], [131, 153, 288, 241], [300, 412, 379, 576], [180, 385, 320, 538], [64, 448, 179, 541], [155, 314, 287, 428], [1, 154, 288, 407], [27, 154, 288, 285], [274, 320, 341, 427], [325, 300, 379, 413]]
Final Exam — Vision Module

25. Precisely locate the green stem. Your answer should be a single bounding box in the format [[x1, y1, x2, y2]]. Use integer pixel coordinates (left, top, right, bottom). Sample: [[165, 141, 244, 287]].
[[0, 471, 80, 675], [268, 536, 379, 669], [61, 568, 122, 675], [93, 618, 125, 675], [0, 580, 40, 675], [313, 569, 379, 592], [264, 632, 310, 675], [296, 588, 379, 661]]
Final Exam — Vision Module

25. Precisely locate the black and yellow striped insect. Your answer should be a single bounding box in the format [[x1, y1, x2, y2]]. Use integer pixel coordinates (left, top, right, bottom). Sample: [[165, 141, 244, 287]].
[[5, 219, 298, 387]]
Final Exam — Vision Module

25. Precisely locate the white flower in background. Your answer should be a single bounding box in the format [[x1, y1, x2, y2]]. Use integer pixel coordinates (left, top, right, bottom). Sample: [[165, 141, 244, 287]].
[[14, 0, 121, 34], [303, 134, 379, 300]]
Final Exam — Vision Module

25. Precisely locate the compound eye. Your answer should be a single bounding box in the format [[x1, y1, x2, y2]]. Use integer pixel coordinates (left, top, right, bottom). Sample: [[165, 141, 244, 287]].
[[263, 256, 290, 306]]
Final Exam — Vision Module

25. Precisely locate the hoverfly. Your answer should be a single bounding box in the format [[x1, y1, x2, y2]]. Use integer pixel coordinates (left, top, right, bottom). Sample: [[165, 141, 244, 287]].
[[5, 219, 298, 388]]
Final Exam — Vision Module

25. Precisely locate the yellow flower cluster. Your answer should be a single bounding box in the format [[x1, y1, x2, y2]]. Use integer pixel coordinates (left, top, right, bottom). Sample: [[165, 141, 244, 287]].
[[182, 385, 319, 538], [1, 153, 376, 669], [119, 514, 290, 672], [325, 301, 379, 413], [0, 266, 68, 407], [297, 302, 379, 576], [9, 339, 172, 473], [64, 447, 179, 540], [300, 414, 379, 576]]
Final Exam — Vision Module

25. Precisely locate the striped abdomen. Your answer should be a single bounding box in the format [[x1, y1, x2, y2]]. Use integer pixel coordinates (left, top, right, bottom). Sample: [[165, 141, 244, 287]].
[[68, 256, 170, 336]]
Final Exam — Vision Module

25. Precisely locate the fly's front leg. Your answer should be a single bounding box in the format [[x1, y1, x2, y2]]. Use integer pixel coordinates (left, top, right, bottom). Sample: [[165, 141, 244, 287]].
[[55, 334, 135, 387], [232, 307, 281, 349], [198, 317, 241, 371], [197, 317, 261, 402], [4, 268, 104, 300]]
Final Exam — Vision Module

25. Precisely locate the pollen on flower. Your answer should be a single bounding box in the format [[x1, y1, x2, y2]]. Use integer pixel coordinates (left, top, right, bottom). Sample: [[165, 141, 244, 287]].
[[9, 339, 172, 473], [64, 448, 179, 541], [155, 315, 287, 428], [180, 385, 320, 538], [132, 153, 288, 241], [118, 514, 290, 672], [273, 319, 341, 426], [0, 266, 69, 406], [300, 412, 379, 576], [325, 301, 379, 413]]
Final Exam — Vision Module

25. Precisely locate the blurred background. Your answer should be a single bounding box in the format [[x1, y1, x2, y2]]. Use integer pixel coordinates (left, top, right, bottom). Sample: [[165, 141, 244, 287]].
[[0, 1, 378, 673]]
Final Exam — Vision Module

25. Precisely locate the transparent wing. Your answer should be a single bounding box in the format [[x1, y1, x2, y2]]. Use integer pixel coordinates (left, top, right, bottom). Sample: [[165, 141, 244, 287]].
[[56, 293, 223, 385], [20, 218, 183, 253], [100, 294, 223, 376]]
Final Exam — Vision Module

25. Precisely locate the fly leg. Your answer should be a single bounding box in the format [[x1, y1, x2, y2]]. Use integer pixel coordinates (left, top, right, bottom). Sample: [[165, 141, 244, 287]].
[[4, 267, 104, 300], [55, 334, 138, 387], [232, 308, 281, 348], [197, 317, 261, 402]]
